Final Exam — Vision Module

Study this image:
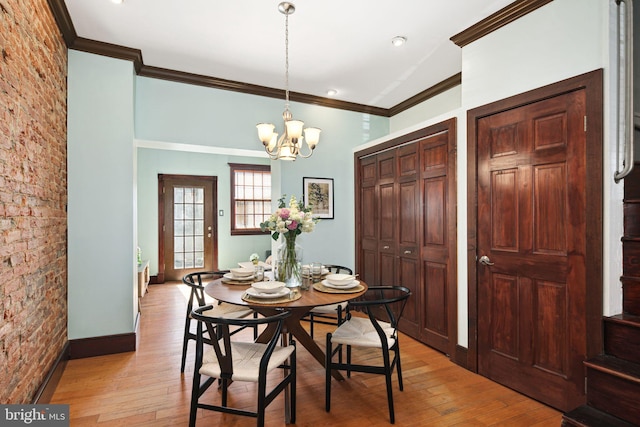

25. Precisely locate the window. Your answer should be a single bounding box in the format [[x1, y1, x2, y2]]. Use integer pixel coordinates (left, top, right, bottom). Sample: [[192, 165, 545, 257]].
[[229, 163, 271, 235]]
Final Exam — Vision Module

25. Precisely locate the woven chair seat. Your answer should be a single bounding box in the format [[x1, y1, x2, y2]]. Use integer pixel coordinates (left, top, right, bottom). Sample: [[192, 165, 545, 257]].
[[330, 316, 395, 349], [201, 340, 295, 382], [201, 302, 254, 319], [310, 302, 347, 315]]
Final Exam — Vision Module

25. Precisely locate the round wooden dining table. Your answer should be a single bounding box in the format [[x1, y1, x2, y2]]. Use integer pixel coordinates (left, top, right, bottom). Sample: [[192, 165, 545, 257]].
[[205, 277, 368, 380]]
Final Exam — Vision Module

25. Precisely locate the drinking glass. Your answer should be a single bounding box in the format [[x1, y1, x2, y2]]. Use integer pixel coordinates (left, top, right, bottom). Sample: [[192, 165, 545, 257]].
[[254, 265, 265, 281], [300, 265, 311, 290], [311, 262, 323, 283]]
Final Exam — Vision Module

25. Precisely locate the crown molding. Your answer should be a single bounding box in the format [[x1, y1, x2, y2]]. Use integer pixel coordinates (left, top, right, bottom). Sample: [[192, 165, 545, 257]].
[[72, 38, 144, 74], [139, 65, 390, 117], [450, 0, 553, 47], [45, 0, 551, 117], [389, 73, 461, 116], [46, 0, 76, 46]]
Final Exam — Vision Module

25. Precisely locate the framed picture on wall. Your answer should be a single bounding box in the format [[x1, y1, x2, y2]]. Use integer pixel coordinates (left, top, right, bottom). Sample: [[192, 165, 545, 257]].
[[303, 177, 334, 219]]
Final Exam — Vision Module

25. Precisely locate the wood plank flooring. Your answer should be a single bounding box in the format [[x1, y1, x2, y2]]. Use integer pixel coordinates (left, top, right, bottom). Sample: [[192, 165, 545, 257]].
[[50, 282, 562, 426]]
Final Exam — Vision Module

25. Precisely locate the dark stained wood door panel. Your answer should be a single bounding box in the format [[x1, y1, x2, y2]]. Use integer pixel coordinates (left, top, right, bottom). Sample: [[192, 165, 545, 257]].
[[471, 70, 603, 412], [419, 130, 455, 352], [356, 119, 457, 358]]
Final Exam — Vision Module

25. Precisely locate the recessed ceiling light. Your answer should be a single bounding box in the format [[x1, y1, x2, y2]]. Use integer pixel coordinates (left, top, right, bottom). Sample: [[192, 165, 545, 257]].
[[111, 0, 124, 4], [327, 89, 338, 97], [391, 36, 407, 47]]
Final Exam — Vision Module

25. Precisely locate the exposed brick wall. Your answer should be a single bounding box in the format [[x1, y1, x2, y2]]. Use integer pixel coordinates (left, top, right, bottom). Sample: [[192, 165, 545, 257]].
[[0, 0, 68, 403]]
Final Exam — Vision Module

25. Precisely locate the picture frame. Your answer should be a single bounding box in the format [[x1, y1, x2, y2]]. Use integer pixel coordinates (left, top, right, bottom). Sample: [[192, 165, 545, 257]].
[[303, 177, 334, 219]]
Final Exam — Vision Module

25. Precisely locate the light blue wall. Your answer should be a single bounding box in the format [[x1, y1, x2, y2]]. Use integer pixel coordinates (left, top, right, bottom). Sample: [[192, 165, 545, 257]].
[[135, 77, 389, 273], [136, 148, 272, 273], [66, 60, 388, 340], [68, 51, 136, 339]]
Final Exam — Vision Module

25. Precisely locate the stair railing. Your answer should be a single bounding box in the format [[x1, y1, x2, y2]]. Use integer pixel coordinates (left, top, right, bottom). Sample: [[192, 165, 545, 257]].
[[615, 0, 635, 183]]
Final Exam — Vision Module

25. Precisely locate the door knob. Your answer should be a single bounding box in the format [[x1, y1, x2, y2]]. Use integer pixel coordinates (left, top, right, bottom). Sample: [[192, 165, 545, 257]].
[[479, 255, 494, 266]]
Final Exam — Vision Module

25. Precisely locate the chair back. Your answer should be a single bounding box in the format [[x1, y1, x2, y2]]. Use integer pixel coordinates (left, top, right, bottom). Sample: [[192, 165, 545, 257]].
[[182, 271, 229, 307], [349, 286, 411, 349], [324, 265, 353, 275], [191, 305, 291, 380]]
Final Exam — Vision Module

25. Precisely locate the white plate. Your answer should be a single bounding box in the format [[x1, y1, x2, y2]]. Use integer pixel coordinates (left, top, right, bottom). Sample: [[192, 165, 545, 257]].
[[245, 287, 290, 299], [251, 281, 286, 293], [223, 272, 254, 281], [321, 279, 360, 289]]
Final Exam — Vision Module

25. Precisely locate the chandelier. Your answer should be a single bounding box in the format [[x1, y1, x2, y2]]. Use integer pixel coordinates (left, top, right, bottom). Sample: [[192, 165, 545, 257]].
[[256, 2, 320, 161]]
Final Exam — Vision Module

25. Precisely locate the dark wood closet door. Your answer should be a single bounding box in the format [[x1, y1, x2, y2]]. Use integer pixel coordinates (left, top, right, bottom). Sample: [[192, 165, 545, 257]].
[[356, 119, 457, 359], [378, 150, 397, 287], [419, 130, 456, 355], [359, 156, 378, 287], [397, 144, 420, 336], [476, 89, 588, 411]]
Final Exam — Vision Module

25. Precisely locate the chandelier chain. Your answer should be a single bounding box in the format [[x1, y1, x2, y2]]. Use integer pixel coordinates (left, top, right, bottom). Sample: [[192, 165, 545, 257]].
[[284, 11, 290, 110]]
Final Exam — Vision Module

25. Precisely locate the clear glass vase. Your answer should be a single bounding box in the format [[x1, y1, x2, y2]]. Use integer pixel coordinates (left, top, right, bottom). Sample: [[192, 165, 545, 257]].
[[276, 233, 303, 288]]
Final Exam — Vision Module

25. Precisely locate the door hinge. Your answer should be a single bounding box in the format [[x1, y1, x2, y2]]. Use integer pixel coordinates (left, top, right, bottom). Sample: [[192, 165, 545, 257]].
[[163, 224, 165, 232], [163, 186, 165, 194], [584, 115, 587, 132]]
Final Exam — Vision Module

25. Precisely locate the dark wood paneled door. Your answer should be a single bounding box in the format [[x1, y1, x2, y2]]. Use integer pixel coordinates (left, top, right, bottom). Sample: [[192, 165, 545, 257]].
[[419, 128, 456, 355], [359, 156, 378, 287], [378, 150, 398, 288], [476, 89, 589, 411], [356, 119, 457, 357], [395, 144, 420, 336], [159, 175, 217, 282]]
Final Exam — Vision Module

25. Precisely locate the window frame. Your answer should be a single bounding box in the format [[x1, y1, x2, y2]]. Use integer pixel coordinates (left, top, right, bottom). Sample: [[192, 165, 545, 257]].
[[229, 163, 272, 236]]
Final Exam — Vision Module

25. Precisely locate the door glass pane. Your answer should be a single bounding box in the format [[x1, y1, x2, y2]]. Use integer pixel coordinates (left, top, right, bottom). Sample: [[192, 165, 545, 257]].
[[195, 252, 204, 268], [174, 221, 184, 236], [174, 185, 206, 271], [194, 204, 203, 220], [184, 252, 194, 269], [195, 188, 204, 203], [174, 188, 183, 203]]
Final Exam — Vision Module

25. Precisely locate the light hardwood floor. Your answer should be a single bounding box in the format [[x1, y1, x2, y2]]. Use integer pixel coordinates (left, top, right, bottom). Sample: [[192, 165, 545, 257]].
[[51, 282, 562, 426]]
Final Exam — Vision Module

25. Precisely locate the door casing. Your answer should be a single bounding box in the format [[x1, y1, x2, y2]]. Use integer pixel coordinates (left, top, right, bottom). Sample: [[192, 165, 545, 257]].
[[465, 69, 603, 404], [157, 174, 218, 283]]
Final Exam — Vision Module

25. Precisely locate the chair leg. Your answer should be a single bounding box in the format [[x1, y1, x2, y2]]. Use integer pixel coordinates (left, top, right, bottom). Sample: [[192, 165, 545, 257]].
[[309, 313, 315, 338], [290, 341, 297, 424], [346, 345, 352, 378], [257, 377, 267, 427], [221, 378, 229, 407], [395, 344, 404, 391], [188, 370, 200, 427], [182, 288, 196, 373], [385, 369, 395, 424], [383, 349, 395, 424], [181, 313, 192, 373], [325, 333, 332, 412]]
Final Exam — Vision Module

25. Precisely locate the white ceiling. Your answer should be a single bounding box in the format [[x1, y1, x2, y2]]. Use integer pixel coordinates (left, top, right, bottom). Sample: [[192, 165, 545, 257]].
[[63, 0, 515, 110]]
